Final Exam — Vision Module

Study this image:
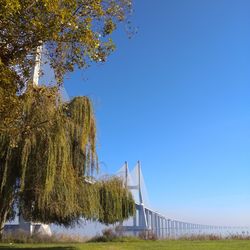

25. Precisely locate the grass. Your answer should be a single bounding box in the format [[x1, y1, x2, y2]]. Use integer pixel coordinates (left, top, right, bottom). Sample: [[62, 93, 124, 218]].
[[1, 240, 250, 250]]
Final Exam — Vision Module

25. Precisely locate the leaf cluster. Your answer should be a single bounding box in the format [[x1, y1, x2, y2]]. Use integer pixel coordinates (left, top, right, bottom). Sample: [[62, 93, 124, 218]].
[[0, 0, 132, 87]]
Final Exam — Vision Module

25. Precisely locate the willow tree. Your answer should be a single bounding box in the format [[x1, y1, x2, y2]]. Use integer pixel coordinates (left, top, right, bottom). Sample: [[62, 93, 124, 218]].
[[0, 86, 135, 234], [0, 0, 135, 237]]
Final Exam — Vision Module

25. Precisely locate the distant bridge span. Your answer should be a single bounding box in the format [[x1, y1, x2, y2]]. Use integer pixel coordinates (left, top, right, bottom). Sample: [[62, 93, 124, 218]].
[[118, 161, 248, 238]]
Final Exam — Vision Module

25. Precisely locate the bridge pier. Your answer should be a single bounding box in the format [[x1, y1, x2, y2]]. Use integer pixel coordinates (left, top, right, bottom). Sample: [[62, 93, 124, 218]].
[[160, 217, 164, 238], [167, 219, 171, 238], [157, 215, 160, 238]]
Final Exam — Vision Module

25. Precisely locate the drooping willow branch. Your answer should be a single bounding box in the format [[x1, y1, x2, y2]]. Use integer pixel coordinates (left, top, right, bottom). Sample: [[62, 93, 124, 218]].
[[0, 86, 134, 227]]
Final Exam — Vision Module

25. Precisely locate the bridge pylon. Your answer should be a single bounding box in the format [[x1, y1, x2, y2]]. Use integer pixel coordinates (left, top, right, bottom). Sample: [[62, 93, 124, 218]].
[[119, 161, 160, 237]]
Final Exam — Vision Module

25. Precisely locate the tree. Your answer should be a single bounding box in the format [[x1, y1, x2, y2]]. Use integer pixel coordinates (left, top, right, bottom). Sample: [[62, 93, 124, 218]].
[[0, 0, 134, 237], [0, 0, 132, 131]]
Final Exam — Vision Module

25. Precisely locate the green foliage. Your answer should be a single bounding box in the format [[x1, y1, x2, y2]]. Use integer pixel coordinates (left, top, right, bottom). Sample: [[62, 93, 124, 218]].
[[0, 0, 132, 87], [0, 86, 134, 228], [98, 178, 135, 224]]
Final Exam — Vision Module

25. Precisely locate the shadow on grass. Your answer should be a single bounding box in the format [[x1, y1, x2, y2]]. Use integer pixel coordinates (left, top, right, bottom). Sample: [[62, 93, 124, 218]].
[[0, 247, 75, 250]]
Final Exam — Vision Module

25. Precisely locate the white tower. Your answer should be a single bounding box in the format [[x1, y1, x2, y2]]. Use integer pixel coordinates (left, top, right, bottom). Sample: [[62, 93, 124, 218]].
[[18, 45, 52, 236]]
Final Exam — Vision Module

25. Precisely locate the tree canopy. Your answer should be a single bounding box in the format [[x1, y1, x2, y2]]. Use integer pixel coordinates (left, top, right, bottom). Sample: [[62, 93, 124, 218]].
[[0, 0, 132, 85], [0, 0, 135, 236], [0, 0, 133, 132], [0, 86, 135, 229]]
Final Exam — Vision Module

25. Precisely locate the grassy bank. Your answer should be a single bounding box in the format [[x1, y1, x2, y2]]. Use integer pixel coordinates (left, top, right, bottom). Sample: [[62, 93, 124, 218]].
[[1, 240, 250, 250]]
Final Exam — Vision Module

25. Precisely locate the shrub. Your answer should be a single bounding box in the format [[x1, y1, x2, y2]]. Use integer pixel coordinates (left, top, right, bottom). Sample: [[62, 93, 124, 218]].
[[138, 230, 158, 240], [1, 230, 88, 243]]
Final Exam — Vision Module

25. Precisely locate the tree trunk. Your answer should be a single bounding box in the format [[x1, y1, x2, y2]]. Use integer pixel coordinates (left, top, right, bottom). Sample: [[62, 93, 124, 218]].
[[0, 188, 15, 241], [0, 219, 5, 241], [0, 209, 8, 241]]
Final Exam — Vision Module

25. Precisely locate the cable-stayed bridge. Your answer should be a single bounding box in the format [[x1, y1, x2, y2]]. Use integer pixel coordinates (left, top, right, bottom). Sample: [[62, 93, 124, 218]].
[[116, 161, 249, 238]]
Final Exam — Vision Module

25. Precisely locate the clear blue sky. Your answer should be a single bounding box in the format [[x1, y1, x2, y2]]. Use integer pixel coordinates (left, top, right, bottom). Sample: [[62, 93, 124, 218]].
[[63, 0, 250, 227]]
